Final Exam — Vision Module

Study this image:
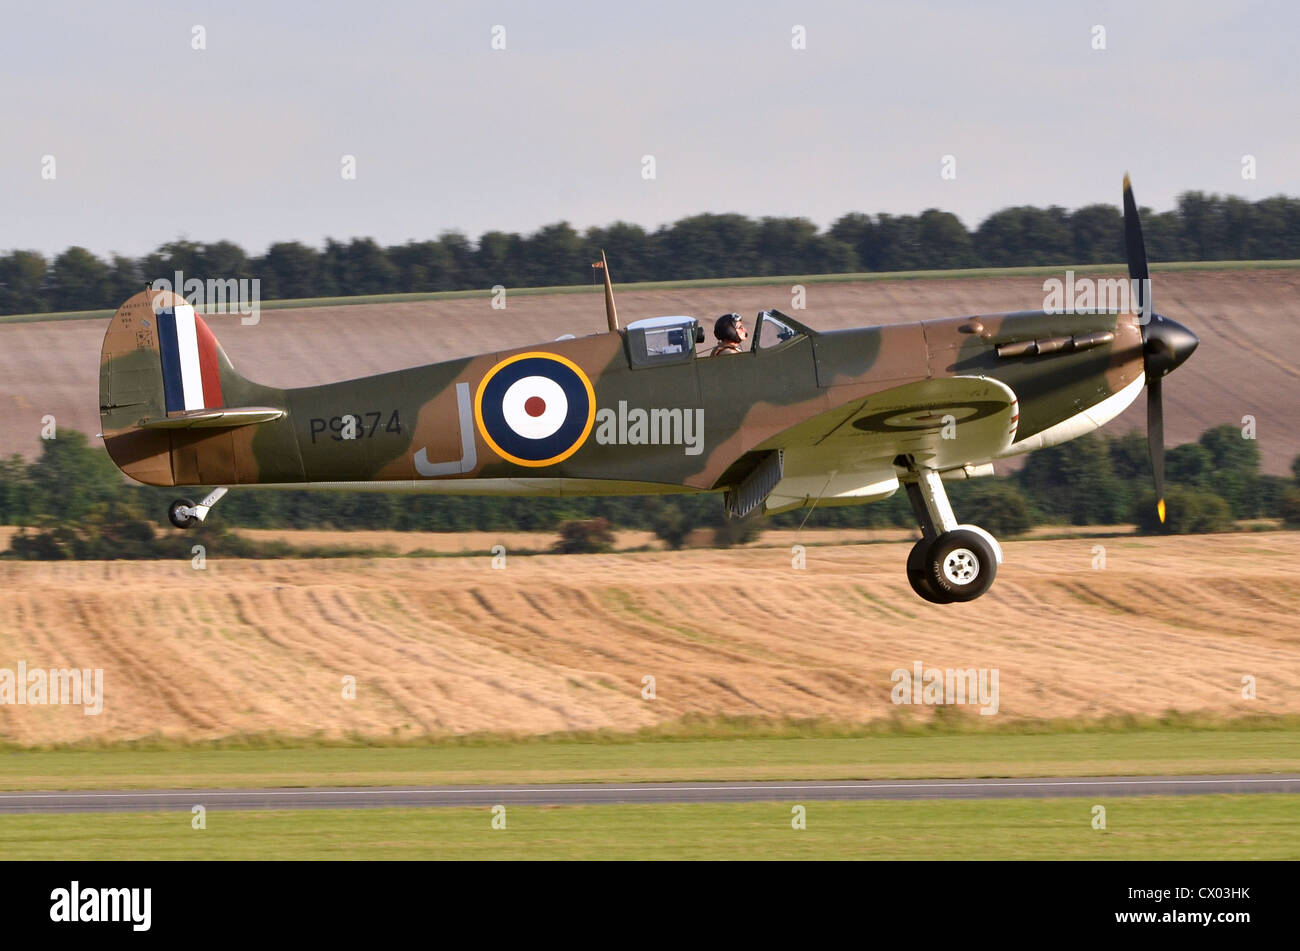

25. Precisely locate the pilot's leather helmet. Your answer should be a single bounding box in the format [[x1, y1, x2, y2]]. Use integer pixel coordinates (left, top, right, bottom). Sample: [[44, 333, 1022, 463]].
[[714, 313, 743, 343]]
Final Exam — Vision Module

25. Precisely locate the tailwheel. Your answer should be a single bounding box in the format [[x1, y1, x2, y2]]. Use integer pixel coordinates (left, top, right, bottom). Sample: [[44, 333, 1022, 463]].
[[926, 529, 997, 603], [906, 536, 952, 604], [167, 499, 197, 529]]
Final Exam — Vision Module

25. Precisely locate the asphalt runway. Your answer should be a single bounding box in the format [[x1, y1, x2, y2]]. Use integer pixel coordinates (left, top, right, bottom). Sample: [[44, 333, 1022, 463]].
[[0, 774, 1297, 814]]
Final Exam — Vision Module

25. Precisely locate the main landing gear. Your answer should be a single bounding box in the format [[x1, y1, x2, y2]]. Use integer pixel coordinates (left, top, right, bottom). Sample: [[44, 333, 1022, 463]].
[[902, 465, 1002, 604], [167, 487, 228, 529]]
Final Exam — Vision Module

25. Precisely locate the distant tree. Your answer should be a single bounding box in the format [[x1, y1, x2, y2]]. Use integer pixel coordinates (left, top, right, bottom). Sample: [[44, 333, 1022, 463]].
[[141, 240, 205, 285], [1021, 206, 1074, 263], [1220, 196, 1262, 259], [1252, 474, 1292, 520], [828, 212, 879, 270], [1197, 423, 1261, 516], [49, 247, 109, 311], [6, 500, 292, 560], [754, 217, 821, 274], [1068, 204, 1124, 263], [1177, 192, 1227, 260], [333, 493, 397, 530], [1198, 424, 1260, 473], [658, 214, 758, 279], [388, 240, 455, 292], [474, 231, 524, 287], [330, 238, 397, 295], [260, 241, 322, 299], [9, 188, 1300, 317], [552, 518, 615, 554], [972, 208, 1023, 267], [1107, 431, 1151, 486], [1016, 433, 1128, 524], [812, 235, 859, 273], [953, 481, 1032, 536], [1133, 487, 1233, 534], [979, 205, 1074, 266], [917, 209, 975, 268], [0, 454, 29, 523], [713, 512, 763, 548], [1280, 488, 1300, 527], [1165, 443, 1215, 489], [1139, 208, 1189, 262], [105, 254, 144, 304], [872, 214, 926, 271], [1253, 196, 1300, 259], [0, 250, 50, 314], [24, 430, 125, 523], [201, 240, 252, 282], [522, 223, 585, 286], [7, 524, 77, 559], [436, 231, 477, 289], [317, 238, 348, 297], [583, 222, 656, 283], [648, 500, 691, 550]]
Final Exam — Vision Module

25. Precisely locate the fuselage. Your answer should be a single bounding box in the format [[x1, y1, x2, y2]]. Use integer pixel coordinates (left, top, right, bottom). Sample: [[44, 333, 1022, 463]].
[[106, 307, 1145, 492]]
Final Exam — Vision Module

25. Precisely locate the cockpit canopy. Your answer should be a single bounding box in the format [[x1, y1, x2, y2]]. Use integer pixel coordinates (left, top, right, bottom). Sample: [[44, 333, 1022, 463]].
[[754, 309, 804, 350], [623, 310, 813, 368], [624, 315, 704, 368]]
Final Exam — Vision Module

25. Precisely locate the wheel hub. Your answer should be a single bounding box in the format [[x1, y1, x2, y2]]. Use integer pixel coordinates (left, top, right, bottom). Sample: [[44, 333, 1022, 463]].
[[942, 548, 980, 585]]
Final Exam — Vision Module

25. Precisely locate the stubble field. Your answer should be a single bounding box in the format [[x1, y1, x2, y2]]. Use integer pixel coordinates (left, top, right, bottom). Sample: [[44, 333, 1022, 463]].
[[1, 532, 1297, 746]]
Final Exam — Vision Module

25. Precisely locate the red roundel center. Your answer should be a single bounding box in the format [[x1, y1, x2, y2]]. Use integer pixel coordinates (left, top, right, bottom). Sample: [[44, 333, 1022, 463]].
[[524, 396, 547, 417]]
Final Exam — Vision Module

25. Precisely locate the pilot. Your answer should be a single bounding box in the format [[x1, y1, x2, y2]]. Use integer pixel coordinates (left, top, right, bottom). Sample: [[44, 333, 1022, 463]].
[[710, 313, 747, 356]]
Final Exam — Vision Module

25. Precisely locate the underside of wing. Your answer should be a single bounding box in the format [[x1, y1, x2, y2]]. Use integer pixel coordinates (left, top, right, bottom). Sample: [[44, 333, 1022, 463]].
[[746, 376, 1019, 514]]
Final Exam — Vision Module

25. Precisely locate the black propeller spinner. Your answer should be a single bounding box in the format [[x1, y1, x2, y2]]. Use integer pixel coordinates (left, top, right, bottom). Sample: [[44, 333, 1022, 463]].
[[1123, 174, 1199, 522]]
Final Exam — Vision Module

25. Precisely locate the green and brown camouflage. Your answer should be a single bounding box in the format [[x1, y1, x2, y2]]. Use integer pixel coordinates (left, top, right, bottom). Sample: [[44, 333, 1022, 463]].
[[99, 288, 1146, 496]]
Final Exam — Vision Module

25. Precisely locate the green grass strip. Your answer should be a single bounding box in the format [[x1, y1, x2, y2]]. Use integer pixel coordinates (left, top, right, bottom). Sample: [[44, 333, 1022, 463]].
[[1, 720, 1295, 792], [4, 258, 1297, 324], [2, 795, 1295, 859]]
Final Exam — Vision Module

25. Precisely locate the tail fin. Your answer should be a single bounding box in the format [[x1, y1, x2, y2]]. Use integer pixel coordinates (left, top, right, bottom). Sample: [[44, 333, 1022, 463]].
[[99, 289, 283, 485]]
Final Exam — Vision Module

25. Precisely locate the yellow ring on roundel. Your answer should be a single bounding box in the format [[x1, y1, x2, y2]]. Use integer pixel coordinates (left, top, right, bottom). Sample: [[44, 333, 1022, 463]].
[[473, 351, 597, 467]]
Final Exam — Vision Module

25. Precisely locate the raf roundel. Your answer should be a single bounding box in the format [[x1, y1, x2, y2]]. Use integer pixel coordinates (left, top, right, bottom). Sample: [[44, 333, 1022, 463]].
[[474, 352, 596, 467]]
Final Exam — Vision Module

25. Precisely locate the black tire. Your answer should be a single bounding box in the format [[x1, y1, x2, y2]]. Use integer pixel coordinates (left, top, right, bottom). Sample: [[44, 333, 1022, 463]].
[[906, 536, 953, 604], [168, 498, 197, 529], [927, 529, 997, 602]]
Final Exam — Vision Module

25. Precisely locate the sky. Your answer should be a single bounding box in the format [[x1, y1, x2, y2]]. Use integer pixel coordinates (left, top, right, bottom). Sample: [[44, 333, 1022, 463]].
[[2, 0, 1298, 258]]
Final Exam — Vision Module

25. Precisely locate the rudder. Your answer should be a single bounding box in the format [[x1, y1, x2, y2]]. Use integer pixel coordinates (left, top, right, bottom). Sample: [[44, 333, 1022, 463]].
[[99, 289, 280, 485]]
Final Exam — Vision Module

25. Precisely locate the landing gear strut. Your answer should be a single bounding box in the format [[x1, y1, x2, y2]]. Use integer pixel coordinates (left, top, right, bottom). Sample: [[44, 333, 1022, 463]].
[[902, 465, 1001, 603], [167, 487, 228, 530]]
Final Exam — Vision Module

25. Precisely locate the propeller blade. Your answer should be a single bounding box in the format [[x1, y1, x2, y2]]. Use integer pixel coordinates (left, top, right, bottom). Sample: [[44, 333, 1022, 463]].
[[1147, 374, 1165, 523], [1123, 173, 1151, 318]]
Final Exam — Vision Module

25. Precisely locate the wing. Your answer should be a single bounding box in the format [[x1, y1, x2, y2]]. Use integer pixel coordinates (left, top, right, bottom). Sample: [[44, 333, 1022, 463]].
[[748, 376, 1018, 514]]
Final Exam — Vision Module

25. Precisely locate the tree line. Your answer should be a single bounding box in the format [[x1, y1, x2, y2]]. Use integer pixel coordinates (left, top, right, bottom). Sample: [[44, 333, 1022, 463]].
[[4, 191, 1300, 315], [2, 426, 1298, 559]]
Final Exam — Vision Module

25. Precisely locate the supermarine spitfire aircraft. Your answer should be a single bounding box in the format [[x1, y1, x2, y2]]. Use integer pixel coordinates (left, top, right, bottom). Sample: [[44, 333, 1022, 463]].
[[99, 177, 1197, 602]]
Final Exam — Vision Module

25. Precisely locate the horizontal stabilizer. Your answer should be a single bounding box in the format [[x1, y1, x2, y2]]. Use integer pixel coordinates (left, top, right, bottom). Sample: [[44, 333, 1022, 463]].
[[137, 407, 285, 430]]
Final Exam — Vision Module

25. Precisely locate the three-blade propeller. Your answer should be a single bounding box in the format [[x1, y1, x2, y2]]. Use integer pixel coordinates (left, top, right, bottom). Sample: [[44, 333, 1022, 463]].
[[1123, 175, 1199, 523]]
